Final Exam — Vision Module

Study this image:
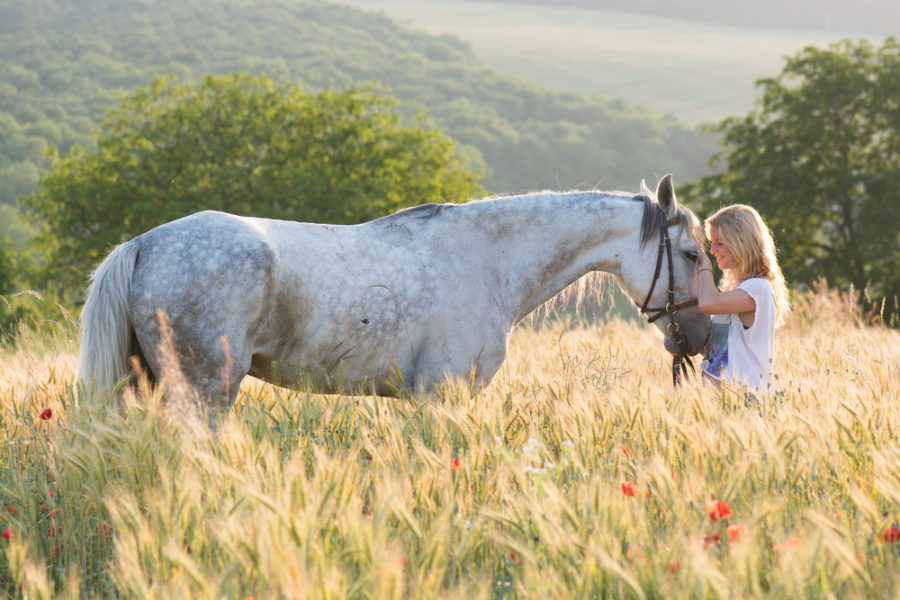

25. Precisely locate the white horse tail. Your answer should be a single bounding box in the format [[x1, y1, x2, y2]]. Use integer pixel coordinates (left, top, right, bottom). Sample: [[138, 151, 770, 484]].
[[75, 240, 140, 399]]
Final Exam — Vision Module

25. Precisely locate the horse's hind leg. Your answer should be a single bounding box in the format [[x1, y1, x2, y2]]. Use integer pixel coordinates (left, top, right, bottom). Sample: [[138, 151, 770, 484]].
[[181, 339, 250, 417], [134, 312, 251, 418]]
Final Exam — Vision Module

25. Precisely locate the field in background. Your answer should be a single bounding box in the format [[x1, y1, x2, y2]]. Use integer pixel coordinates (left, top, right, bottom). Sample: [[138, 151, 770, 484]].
[[341, 0, 883, 124], [1, 284, 899, 597]]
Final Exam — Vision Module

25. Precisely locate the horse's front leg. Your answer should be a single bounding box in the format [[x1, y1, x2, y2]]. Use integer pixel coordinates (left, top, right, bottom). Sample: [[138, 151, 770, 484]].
[[413, 325, 510, 394]]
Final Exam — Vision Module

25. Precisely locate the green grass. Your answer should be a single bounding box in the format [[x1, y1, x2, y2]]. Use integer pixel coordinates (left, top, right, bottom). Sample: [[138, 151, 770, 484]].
[[341, 0, 884, 124], [1, 285, 899, 598]]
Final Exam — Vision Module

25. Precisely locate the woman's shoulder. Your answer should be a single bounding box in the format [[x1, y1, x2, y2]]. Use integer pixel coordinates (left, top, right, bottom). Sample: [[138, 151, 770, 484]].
[[738, 277, 773, 290], [738, 278, 775, 304]]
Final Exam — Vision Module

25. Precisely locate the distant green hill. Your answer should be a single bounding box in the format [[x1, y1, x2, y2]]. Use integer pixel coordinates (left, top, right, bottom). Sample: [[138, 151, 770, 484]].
[[0, 0, 715, 232]]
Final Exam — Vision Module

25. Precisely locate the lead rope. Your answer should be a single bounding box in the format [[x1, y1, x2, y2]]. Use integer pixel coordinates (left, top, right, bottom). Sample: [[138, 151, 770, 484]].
[[672, 353, 695, 386]]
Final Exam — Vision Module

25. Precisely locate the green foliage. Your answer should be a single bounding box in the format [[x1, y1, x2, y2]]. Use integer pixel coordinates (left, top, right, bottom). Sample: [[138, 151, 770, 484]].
[[0, 237, 13, 296], [683, 37, 900, 324], [0, 0, 715, 214], [0, 237, 46, 344], [21, 73, 483, 305]]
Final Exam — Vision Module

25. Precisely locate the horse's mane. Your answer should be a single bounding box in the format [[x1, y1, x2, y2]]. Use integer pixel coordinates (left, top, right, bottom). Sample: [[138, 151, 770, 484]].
[[638, 195, 704, 249], [375, 193, 702, 250], [372, 203, 446, 224]]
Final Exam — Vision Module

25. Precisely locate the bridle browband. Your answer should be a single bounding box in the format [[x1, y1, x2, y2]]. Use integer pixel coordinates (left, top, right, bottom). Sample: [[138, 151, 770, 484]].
[[638, 214, 698, 386]]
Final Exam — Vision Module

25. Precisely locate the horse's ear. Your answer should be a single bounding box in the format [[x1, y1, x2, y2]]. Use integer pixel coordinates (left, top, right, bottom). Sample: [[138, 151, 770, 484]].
[[640, 179, 652, 195], [655, 174, 677, 218]]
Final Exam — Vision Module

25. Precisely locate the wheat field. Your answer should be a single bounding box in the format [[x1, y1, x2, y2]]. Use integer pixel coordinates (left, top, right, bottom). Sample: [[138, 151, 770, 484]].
[[1, 285, 899, 599]]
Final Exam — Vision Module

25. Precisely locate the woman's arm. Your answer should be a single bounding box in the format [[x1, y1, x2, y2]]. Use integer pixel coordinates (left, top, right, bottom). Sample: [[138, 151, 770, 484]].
[[695, 252, 756, 316]]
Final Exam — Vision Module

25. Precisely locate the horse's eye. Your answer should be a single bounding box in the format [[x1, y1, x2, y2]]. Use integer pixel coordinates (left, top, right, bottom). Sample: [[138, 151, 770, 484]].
[[684, 251, 698, 263]]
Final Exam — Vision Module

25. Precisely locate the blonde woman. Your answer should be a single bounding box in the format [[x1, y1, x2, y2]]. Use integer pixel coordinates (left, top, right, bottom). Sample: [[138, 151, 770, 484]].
[[695, 204, 791, 393]]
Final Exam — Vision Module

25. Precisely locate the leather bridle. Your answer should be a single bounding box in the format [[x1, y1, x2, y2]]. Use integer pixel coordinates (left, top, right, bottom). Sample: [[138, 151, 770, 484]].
[[638, 215, 699, 386]]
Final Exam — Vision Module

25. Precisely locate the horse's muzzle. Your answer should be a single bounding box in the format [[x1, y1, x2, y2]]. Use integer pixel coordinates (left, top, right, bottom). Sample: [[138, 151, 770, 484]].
[[661, 309, 712, 356]]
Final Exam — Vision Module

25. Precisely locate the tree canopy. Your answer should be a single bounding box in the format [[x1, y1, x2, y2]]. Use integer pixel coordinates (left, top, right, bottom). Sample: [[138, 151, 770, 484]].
[[683, 37, 900, 323], [21, 73, 483, 304]]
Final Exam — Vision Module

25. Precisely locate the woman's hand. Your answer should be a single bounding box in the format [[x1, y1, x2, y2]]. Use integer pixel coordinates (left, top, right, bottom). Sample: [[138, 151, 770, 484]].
[[696, 250, 712, 273], [695, 251, 757, 319]]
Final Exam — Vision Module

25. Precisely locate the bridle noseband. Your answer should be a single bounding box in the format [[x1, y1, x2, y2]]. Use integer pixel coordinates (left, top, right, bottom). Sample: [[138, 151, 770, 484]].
[[638, 215, 698, 386]]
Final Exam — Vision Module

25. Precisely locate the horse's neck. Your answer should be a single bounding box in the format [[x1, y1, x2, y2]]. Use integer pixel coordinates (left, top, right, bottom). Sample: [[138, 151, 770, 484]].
[[454, 192, 639, 324]]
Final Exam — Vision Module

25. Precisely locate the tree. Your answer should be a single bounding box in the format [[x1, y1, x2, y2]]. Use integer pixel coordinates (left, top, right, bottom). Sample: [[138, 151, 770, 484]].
[[683, 37, 900, 324], [21, 73, 483, 305], [0, 236, 39, 344]]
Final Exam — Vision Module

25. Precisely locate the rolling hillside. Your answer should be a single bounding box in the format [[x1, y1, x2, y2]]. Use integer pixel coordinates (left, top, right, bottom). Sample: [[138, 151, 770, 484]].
[[341, 0, 886, 124], [0, 0, 716, 238]]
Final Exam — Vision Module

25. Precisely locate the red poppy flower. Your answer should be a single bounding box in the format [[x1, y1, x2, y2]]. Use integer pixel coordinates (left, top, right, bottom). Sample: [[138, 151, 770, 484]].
[[883, 526, 900, 544], [451, 457, 461, 470], [706, 500, 733, 521], [668, 559, 681, 574], [726, 523, 747, 543], [774, 537, 799, 555], [702, 532, 721, 549], [45, 525, 60, 537], [626, 545, 648, 564], [39, 408, 52, 420], [5, 505, 17, 516], [1, 528, 11, 540], [621, 481, 639, 496], [400, 556, 408, 567]]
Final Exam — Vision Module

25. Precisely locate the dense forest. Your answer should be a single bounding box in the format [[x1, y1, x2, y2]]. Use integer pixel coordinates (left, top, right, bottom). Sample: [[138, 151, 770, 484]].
[[467, 0, 900, 35], [0, 0, 715, 245]]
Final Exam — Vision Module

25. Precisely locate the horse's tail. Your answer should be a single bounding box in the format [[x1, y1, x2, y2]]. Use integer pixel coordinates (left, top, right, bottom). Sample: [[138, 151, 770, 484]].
[[75, 240, 140, 399]]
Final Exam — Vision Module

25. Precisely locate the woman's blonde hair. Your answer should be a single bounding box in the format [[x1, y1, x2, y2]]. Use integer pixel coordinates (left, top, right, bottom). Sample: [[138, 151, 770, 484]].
[[705, 204, 792, 327]]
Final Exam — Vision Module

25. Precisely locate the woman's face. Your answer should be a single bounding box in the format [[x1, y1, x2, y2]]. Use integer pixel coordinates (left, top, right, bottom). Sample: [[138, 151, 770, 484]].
[[708, 225, 736, 271]]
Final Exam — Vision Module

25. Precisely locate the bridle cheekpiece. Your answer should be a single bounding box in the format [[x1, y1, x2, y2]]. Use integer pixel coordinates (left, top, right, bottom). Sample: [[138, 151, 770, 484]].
[[638, 214, 698, 386]]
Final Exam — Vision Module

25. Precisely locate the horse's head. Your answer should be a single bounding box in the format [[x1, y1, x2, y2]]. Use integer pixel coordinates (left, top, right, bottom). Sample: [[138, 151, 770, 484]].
[[616, 174, 711, 357]]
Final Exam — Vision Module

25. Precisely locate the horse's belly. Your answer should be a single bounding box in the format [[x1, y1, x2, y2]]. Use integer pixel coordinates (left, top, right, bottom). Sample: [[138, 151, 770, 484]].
[[248, 320, 417, 395], [247, 261, 432, 393]]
